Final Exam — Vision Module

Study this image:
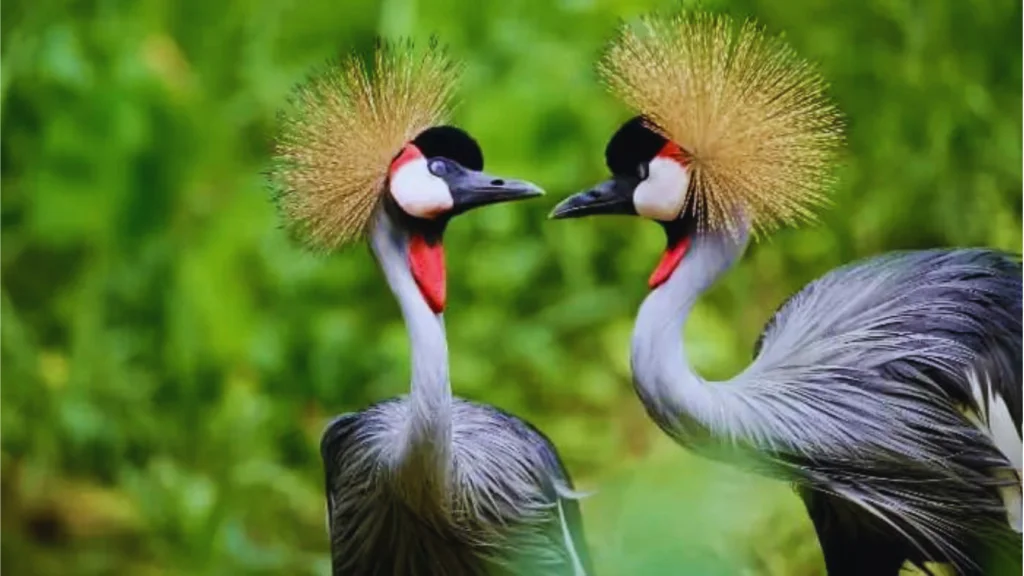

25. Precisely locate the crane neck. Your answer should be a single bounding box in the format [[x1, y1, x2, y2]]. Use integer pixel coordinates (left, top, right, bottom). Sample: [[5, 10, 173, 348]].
[[368, 207, 452, 500], [631, 225, 749, 446]]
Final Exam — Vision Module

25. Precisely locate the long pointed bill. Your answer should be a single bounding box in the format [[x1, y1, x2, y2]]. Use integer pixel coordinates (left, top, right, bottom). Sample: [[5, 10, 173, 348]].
[[446, 170, 544, 215], [548, 177, 638, 219]]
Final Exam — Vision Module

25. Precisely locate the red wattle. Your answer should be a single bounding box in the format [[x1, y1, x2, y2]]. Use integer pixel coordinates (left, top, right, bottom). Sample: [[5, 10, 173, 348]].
[[648, 237, 692, 289], [408, 235, 446, 313]]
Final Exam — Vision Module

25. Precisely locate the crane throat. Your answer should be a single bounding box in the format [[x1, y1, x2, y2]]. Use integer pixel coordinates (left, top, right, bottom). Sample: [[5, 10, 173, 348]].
[[649, 237, 691, 289], [408, 234, 447, 313]]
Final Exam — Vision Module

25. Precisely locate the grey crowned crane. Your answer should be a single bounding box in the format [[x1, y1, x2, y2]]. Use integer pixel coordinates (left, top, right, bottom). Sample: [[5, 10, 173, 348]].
[[269, 41, 591, 576], [551, 12, 1022, 576]]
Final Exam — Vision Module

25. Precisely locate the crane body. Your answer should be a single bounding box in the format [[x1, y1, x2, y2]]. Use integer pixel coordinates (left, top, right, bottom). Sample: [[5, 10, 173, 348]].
[[554, 116, 1023, 575], [269, 42, 591, 576], [552, 13, 1015, 569], [322, 399, 588, 575], [551, 9, 1022, 569], [321, 208, 590, 576], [632, 225, 1022, 574]]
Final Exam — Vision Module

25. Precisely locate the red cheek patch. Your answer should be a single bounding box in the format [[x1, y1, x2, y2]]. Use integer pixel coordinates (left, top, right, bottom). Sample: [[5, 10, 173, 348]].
[[390, 143, 424, 175], [656, 141, 689, 166], [649, 237, 691, 290], [408, 235, 446, 313]]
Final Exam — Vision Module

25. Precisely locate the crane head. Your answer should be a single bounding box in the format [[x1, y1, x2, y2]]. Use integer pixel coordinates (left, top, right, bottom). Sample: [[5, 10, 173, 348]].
[[551, 10, 844, 288], [384, 124, 542, 313], [550, 116, 698, 288], [268, 39, 543, 313], [387, 125, 542, 222], [549, 115, 688, 222]]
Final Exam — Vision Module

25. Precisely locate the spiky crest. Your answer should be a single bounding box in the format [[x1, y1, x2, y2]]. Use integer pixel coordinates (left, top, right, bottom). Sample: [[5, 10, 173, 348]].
[[270, 38, 460, 250], [600, 11, 844, 237]]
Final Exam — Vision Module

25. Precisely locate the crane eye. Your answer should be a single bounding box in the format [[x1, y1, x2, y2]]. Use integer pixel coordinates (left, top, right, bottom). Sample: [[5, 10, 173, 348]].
[[637, 163, 649, 180], [428, 159, 449, 177]]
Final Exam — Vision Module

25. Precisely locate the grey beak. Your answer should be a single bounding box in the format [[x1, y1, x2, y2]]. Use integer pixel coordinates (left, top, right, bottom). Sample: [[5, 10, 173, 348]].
[[549, 176, 638, 219], [445, 168, 544, 215]]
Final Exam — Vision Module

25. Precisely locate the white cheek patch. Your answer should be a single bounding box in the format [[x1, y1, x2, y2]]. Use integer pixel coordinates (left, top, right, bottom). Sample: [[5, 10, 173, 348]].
[[633, 157, 690, 221], [389, 158, 453, 218]]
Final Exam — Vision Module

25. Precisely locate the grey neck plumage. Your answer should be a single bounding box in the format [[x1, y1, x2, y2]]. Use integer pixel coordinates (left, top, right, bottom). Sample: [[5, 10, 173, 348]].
[[369, 208, 452, 504], [630, 225, 749, 445]]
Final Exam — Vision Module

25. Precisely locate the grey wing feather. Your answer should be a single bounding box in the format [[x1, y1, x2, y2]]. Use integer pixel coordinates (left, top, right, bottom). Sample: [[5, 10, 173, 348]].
[[757, 248, 1020, 430], [736, 249, 1021, 569], [536, 437, 594, 576], [485, 407, 595, 575], [554, 495, 591, 576], [320, 411, 362, 537]]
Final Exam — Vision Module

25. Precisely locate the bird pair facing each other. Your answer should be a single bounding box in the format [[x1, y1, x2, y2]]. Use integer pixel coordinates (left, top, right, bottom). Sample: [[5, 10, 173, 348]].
[[269, 11, 1022, 576]]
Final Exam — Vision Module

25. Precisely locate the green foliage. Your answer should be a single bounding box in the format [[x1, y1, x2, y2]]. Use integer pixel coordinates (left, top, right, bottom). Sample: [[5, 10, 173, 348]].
[[2, 0, 1019, 574]]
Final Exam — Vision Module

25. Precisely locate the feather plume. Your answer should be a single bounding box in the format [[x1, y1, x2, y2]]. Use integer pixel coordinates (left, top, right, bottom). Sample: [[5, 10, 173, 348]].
[[599, 11, 844, 237], [269, 39, 460, 250]]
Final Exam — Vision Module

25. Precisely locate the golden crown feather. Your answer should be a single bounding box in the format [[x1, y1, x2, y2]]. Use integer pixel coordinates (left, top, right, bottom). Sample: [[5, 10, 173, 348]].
[[599, 11, 845, 237], [268, 39, 461, 251]]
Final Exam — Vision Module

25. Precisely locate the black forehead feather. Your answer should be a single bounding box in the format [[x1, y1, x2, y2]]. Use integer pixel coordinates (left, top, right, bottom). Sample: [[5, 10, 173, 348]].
[[605, 116, 668, 175], [412, 125, 484, 170]]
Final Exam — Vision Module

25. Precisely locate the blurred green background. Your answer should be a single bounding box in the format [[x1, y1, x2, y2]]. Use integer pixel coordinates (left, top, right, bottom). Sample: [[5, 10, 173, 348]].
[[2, 0, 1020, 574]]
